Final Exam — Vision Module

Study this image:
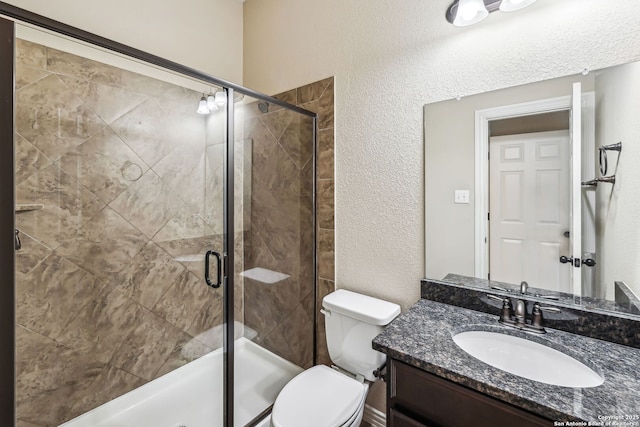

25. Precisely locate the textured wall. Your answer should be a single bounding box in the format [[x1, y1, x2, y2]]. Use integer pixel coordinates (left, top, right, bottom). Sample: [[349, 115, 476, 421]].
[[14, 39, 232, 426], [243, 0, 640, 313], [3, 0, 243, 83]]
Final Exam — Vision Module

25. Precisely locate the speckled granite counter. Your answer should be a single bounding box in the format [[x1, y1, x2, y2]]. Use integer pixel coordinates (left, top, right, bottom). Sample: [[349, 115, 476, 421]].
[[373, 299, 640, 422]]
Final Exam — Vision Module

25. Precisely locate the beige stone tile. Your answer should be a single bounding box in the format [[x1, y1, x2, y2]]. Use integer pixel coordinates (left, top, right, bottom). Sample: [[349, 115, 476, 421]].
[[15, 326, 104, 426], [316, 279, 335, 365], [115, 241, 186, 310], [273, 88, 297, 106], [260, 108, 296, 141], [317, 179, 335, 229], [67, 365, 145, 421], [154, 332, 214, 378], [58, 74, 147, 124], [261, 302, 313, 368], [244, 274, 301, 343], [109, 169, 183, 238], [318, 128, 334, 180], [120, 69, 196, 101], [15, 231, 52, 276], [111, 307, 184, 380], [58, 126, 149, 204], [56, 207, 149, 282], [152, 270, 210, 332], [110, 99, 178, 167], [46, 47, 123, 86], [318, 228, 335, 281], [16, 252, 106, 340], [16, 39, 46, 69], [15, 132, 53, 186], [187, 286, 224, 346], [15, 64, 50, 90], [15, 163, 106, 250], [16, 420, 44, 427], [278, 114, 314, 169], [153, 234, 221, 281], [297, 77, 332, 105], [56, 287, 143, 364], [152, 136, 206, 208], [298, 100, 319, 114], [16, 74, 106, 161], [318, 78, 334, 130]]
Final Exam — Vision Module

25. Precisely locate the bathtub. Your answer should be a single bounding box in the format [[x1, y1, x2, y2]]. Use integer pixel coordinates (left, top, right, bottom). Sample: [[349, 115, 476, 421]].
[[60, 337, 303, 427]]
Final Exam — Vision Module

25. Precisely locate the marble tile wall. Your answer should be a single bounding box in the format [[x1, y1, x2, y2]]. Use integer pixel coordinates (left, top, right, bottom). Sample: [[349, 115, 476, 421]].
[[239, 78, 335, 368], [14, 39, 235, 426]]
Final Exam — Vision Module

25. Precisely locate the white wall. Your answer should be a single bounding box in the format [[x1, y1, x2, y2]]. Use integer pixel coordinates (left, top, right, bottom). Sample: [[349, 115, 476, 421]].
[[2, 0, 244, 83], [595, 62, 640, 301], [243, 0, 640, 312]]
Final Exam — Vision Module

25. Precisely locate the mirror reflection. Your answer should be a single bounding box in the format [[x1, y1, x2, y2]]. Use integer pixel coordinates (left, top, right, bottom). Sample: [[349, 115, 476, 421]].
[[425, 60, 640, 316]]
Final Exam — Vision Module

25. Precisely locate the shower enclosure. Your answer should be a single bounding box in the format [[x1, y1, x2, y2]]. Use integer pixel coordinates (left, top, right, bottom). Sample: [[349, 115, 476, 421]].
[[0, 4, 317, 427]]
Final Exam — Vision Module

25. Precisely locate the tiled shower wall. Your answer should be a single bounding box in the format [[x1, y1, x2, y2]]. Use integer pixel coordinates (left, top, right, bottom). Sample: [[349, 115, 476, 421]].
[[241, 78, 335, 367], [14, 39, 237, 426]]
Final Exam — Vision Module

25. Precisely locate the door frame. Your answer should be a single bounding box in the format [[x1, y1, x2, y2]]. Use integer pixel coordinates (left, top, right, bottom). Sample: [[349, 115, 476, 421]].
[[474, 93, 596, 280]]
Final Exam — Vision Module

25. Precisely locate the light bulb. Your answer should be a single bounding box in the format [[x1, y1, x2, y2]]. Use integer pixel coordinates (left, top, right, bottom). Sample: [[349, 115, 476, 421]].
[[453, 0, 489, 27], [215, 91, 227, 106], [197, 96, 210, 115], [499, 0, 536, 12], [206, 95, 218, 111]]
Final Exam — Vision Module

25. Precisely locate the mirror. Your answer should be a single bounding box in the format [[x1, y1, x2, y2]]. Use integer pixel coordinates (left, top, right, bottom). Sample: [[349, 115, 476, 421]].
[[424, 60, 640, 318]]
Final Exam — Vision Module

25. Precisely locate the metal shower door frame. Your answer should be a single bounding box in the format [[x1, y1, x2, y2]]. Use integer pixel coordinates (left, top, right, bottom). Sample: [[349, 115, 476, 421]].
[[0, 3, 318, 426]]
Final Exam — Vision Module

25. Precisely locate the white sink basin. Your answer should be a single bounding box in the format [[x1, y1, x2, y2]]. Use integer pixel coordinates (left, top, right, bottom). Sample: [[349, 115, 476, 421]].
[[453, 331, 604, 388]]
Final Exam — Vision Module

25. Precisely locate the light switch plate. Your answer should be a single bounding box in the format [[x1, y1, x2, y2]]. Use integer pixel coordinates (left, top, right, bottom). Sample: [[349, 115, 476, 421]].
[[454, 190, 470, 204]]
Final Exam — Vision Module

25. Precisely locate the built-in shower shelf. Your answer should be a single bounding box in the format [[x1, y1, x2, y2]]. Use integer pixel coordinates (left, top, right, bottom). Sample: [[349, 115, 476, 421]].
[[15, 204, 44, 213]]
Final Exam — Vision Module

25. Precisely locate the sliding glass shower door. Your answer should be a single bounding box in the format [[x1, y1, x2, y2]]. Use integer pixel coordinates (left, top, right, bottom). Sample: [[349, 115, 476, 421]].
[[11, 23, 227, 427]]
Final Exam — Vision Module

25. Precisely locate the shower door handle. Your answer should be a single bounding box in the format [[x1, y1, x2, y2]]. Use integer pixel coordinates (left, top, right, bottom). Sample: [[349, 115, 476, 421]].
[[205, 250, 222, 288]]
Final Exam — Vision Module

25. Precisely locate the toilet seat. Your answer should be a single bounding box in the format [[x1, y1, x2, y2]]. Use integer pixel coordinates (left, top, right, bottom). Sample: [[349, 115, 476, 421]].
[[271, 365, 367, 427]]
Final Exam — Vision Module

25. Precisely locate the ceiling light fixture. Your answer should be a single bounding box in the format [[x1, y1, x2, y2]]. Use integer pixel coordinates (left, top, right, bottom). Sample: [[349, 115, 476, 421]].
[[446, 0, 537, 27]]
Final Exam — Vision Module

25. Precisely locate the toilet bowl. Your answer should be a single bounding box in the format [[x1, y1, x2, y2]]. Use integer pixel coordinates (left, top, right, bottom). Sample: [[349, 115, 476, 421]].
[[271, 290, 400, 427]]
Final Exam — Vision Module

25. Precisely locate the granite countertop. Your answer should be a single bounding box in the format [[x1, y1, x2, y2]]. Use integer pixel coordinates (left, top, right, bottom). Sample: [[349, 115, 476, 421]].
[[372, 299, 640, 423]]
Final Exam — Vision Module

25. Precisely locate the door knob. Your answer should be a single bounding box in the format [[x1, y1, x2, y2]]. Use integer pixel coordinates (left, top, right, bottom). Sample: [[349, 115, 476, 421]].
[[582, 258, 596, 267], [559, 255, 573, 264]]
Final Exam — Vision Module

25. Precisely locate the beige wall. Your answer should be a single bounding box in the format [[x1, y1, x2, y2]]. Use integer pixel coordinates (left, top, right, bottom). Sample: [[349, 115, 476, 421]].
[[595, 62, 640, 301], [424, 74, 593, 281], [243, 0, 640, 314], [3, 0, 244, 83]]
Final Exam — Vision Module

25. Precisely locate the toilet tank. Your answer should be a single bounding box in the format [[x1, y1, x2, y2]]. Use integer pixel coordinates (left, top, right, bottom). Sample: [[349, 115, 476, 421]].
[[322, 290, 401, 382]]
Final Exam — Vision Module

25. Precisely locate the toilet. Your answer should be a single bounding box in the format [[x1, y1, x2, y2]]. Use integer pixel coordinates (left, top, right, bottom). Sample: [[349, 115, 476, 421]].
[[271, 289, 401, 427]]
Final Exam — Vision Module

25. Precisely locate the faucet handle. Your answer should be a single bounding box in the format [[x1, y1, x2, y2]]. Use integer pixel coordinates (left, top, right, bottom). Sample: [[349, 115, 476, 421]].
[[487, 294, 513, 322], [520, 281, 529, 294], [530, 302, 561, 331]]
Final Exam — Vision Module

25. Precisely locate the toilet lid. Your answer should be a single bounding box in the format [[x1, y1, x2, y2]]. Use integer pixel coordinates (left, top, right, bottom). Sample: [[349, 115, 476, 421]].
[[272, 365, 366, 427]]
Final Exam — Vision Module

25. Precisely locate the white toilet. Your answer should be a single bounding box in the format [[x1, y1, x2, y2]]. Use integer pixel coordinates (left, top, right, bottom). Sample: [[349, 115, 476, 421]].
[[271, 289, 401, 427]]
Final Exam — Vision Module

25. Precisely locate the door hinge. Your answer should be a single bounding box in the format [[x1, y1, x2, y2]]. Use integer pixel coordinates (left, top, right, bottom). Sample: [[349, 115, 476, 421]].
[[488, 212, 490, 221]]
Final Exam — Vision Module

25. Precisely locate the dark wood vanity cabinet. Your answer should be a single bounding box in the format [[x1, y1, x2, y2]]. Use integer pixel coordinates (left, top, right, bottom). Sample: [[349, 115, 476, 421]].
[[387, 359, 550, 427]]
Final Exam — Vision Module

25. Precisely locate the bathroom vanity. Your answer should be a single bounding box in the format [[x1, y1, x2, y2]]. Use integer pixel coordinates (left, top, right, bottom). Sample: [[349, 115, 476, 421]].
[[373, 280, 640, 427]]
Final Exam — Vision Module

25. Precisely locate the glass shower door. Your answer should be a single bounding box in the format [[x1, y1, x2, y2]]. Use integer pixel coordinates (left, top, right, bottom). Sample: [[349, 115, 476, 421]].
[[12, 24, 227, 427], [230, 93, 316, 426]]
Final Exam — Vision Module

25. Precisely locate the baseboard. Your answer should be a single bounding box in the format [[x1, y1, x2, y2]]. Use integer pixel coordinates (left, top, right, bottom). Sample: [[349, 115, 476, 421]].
[[363, 404, 386, 427]]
